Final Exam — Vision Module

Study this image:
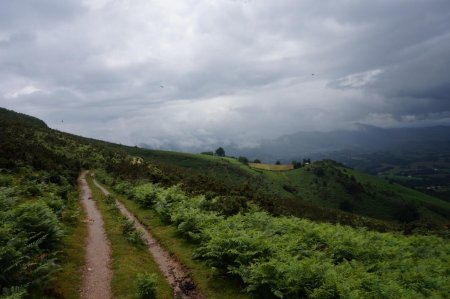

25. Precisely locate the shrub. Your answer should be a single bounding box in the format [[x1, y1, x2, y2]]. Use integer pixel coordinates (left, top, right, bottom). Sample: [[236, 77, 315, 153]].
[[0, 286, 27, 299], [170, 196, 221, 242], [13, 201, 63, 250], [113, 181, 133, 196], [238, 156, 249, 165], [132, 184, 158, 208], [207, 195, 249, 216], [121, 218, 145, 246], [0, 176, 13, 187], [105, 194, 116, 206], [135, 273, 157, 299], [154, 185, 185, 223]]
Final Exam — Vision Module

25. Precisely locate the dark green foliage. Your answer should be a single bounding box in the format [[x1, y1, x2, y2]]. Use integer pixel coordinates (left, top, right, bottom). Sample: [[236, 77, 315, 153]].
[[215, 147, 225, 157], [105, 194, 116, 206], [200, 151, 214, 156], [132, 184, 158, 208], [113, 178, 450, 299], [135, 273, 157, 299], [0, 173, 66, 297], [0, 286, 27, 299], [339, 199, 353, 212], [275, 160, 280, 165], [291, 160, 302, 169], [204, 195, 249, 216], [121, 218, 145, 247], [238, 156, 249, 165], [394, 201, 420, 223], [13, 201, 63, 249], [282, 184, 297, 194], [253, 159, 261, 163], [196, 212, 450, 298], [0, 107, 47, 128]]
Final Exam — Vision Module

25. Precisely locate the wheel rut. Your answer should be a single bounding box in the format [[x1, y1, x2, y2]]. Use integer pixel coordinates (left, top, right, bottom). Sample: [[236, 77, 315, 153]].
[[92, 178, 205, 299], [79, 171, 112, 299]]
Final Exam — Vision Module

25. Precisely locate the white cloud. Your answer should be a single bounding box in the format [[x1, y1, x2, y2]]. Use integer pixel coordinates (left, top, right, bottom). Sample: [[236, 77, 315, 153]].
[[335, 69, 384, 88], [5, 85, 42, 99]]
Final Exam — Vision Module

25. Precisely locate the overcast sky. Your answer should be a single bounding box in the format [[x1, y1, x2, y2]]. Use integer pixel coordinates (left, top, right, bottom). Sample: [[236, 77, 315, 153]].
[[1, 0, 449, 150]]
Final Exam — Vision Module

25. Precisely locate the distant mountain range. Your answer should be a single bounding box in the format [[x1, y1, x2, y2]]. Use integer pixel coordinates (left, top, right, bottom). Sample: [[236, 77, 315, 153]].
[[230, 124, 450, 162]]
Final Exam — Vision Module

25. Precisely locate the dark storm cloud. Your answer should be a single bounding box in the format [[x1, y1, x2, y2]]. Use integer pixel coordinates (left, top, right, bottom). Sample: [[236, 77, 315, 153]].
[[1, 0, 449, 149]]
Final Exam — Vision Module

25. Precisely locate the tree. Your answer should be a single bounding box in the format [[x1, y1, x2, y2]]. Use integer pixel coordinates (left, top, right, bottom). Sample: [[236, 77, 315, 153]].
[[253, 159, 261, 163], [275, 160, 281, 165], [215, 147, 225, 157], [292, 160, 302, 169], [238, 156, 249, 165]]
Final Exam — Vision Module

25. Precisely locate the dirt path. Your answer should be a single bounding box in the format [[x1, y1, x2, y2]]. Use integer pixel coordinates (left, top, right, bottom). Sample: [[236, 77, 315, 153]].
[[79, 172, 112, 299], [92, 178, 205, 299]]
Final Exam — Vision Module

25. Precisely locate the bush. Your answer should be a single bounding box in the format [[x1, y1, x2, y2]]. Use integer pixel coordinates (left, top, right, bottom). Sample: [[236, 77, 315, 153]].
[[0, 176, 13, 187], [135, 273, 157, 299], [238, 156, 249, 165], [206, 195, 249, 216], [0, 286, 27, 299], [0, 201, 60, 292], [170, 196, 221, 242], [154, 185, 185, 223], [121, 218, 145, 246], [113, 181, 134, 196], [13, 201, 63, 250], [132, 184, 158, 208]]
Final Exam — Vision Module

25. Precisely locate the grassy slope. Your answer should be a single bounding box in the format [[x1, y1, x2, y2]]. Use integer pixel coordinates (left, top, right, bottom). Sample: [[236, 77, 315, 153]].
[[262, 161, 450, 223], [86, 176, 173, 299], [93, 180, 250, 299], [118, 148, 450, 225], [2, 106, 448, 226]]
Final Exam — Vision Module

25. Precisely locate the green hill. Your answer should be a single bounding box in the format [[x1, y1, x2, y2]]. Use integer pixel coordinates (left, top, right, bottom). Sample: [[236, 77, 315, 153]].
[[1, 107, 449, 230], [109, 146, 450, 229], [1, 107, 449, 298]]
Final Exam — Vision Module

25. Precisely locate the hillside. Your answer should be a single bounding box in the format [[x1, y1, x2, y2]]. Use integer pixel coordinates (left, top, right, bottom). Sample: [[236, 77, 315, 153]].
[[108, 145, 450, 230], [224, 125, 450, 201], [0, 109, 450, 298], [1, 107, 450, 298], [1, 107, 449, 230]]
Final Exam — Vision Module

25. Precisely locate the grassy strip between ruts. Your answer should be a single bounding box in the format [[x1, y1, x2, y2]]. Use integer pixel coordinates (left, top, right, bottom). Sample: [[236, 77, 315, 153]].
[[93, 180, 251, 299], [86, 175, 173, 299], [48, 189, 88, 299]]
